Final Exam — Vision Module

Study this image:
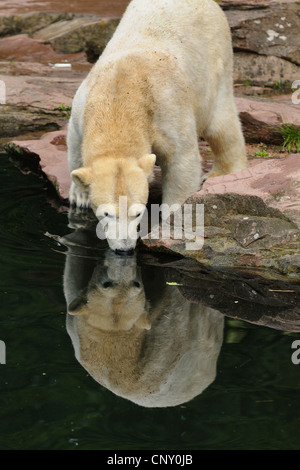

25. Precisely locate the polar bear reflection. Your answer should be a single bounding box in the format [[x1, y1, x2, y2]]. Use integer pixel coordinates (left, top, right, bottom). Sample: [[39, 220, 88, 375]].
[[64, 239, 224, 408]]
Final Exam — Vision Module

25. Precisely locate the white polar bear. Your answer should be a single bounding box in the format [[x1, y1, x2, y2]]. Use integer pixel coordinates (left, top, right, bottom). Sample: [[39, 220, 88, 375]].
[[67, 0, 247, 253]]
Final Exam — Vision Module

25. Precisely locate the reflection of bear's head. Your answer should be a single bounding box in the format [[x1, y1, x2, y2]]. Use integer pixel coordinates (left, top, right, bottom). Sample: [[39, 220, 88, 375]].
[[68, 251, 150, 332], [64, 239, 224, 408]]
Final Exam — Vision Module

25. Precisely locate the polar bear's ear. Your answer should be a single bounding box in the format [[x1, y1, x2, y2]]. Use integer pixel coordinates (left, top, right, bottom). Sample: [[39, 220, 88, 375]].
[[135, 312, 151, 330], [68, 289, 88, 316], [138, 154, 156, 178], [71, 167, 92, 189]]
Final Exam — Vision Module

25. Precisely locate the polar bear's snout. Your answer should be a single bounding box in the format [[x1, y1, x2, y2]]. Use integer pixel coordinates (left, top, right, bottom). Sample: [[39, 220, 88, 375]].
[[96, 203, 146, 254], [105, 227, 139, 254], [115, 248, 135, 256]]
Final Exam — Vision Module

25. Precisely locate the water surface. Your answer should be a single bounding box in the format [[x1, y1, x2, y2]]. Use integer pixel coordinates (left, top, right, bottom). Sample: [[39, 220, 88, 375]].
[[0, 154, 300, 450]]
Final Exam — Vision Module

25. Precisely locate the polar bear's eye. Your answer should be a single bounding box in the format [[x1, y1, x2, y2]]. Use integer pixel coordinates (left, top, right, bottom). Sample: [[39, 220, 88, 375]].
[[133, 281, 141, 288], [128, 204, 145, 219], [102, 281, 114, 289], [96, 205, 116, 219]]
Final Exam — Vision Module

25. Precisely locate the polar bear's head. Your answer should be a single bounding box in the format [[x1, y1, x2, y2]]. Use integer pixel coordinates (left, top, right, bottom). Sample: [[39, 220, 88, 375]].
[[71, 154, 156, 253]]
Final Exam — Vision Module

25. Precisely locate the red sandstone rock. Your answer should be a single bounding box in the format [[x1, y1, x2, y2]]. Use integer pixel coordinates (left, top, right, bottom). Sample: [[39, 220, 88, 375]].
[[0, 34, 86, 64], [236, 97, 300, 144], [7, 130, 71, 201], [1, 72, 82, 110], [0, 1, 128, 18], [0, 60, 88, 137], [196, 155, 300, 229]]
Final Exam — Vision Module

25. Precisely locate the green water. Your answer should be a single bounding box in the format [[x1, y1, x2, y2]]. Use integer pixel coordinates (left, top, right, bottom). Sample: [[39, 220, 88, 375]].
[[0, 154, 300, 450]]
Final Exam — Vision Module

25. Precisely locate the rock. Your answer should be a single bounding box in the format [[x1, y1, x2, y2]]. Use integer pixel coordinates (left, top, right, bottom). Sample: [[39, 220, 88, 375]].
[[236, 97, 300, 144], [5, 130, 71, 202], [0, 1, 128, 18], [32, 16, 101, 44], [142, 155, 300, 280], [0, 11, 74, 37], [221, 0, 300, 84], [32, 16, 120, 60], [0, 60, 87, 137], [224, 0, 300, 65], [0, 59, 92, 77], [153, 257, 300, 331], [0, 105, 65, 138], [0, 59, 60, 76], [0, 33, 87, 63], [220, 0, 298, 11], [1, 72, 82, 109], [233, 52, 300, 85]]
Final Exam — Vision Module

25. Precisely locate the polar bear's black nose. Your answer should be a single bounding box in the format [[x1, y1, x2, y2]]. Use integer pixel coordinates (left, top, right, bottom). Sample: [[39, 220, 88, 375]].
[[115, 248, 135, 256]]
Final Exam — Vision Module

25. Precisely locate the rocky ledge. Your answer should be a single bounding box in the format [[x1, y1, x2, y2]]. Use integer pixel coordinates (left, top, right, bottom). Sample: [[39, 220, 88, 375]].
[[142, 155, 300, 280]]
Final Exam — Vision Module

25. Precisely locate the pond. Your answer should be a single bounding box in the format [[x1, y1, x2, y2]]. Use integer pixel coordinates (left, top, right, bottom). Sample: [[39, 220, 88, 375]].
[[0, 153, 300, 450]]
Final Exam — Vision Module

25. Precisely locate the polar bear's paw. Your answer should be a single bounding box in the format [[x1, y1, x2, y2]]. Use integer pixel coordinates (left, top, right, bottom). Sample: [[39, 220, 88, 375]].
[[199, 169, 228, 187], [69, 181, 91, 209]]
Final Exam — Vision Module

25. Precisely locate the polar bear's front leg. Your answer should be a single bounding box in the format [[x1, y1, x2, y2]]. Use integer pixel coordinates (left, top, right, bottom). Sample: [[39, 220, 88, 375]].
[[161, 149, 202, 207], [68, 182, 95, 230], [69, 181, 91, 208], [67, 111, 91, 209]]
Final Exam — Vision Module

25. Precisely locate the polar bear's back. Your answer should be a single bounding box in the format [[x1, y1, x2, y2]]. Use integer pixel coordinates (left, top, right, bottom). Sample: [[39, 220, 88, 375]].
[[101, 0, 231, 60], [92, 0, 233, 106]]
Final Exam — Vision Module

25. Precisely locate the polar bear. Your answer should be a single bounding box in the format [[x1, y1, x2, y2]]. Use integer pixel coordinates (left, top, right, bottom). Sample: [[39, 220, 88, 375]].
[[67, 0, 247, 253]]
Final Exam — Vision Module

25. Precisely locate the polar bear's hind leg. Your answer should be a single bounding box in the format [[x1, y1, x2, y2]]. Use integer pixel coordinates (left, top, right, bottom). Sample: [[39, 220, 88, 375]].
[[203, 97, 247, 178]]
